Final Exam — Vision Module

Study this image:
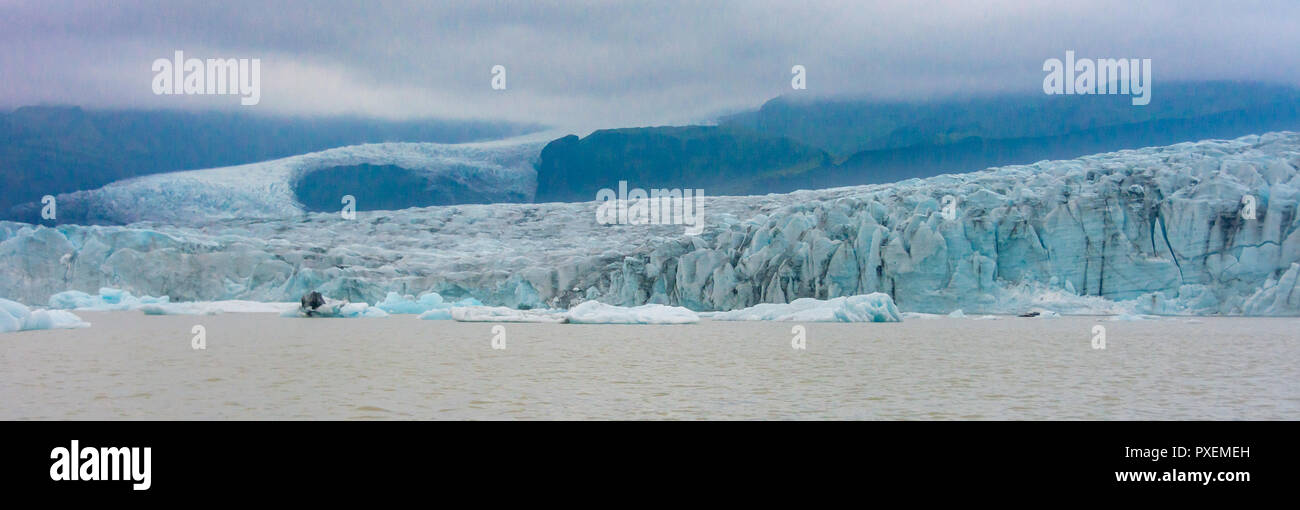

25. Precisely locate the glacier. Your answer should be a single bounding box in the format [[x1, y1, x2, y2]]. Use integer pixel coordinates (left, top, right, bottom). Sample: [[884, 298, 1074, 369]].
[[3, 132, 1300, 317]]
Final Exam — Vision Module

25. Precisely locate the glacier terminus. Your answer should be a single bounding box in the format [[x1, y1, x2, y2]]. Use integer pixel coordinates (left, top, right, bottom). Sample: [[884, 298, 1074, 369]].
[[2, 132, 1299, 318]]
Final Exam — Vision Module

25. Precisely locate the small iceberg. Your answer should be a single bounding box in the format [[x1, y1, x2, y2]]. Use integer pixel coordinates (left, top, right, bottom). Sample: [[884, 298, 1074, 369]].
[[1108, 313, 1154, 322], [139, 301, 296, 315], [417, 308, 456, 320], [377, 291, 482, 315], [566, 301, 699, 324], [710, 293, 902, 322], [1, 298, 90, 333]]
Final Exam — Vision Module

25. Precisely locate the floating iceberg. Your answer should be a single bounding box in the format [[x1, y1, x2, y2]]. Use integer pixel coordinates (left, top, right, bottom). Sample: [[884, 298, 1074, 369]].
[[0, 298, 89, 333], [416, 309, 454, 320], [566, 301, 699, 324], [48, 288, 169, 311], [1108, 313, 1154, 321], [139, 301, 296, 315], [48, 287, 294, 315], [711, 293, 902, 322], [447, 306, 568, 323], [280, 299, 388, 318], [376, 291, 482, 314], [4, 133, 1300, 317]]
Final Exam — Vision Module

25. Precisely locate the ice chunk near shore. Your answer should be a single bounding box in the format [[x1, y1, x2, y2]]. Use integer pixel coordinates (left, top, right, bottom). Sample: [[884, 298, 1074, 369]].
[[711, 293, 902, 322], [1, 298, 89, 333], [566, 301, 699, 324], [447, 306, 568, 323]]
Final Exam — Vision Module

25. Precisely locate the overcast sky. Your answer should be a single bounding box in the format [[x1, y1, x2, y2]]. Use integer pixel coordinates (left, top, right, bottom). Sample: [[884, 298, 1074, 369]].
[[2, 0, 1297, 129]]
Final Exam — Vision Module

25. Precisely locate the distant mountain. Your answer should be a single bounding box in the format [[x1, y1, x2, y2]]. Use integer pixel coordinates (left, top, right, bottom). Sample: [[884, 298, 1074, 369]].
[[536, 82, 1300, 200], [719, 81, 1300, 158], [0, 106, 540, 218], [752, 103, 1300, 191], [534, 126, 830, 203]]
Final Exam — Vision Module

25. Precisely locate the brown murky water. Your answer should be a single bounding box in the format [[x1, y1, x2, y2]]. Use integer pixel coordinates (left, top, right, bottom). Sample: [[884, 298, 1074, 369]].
[[2, 311, 1297, 419]]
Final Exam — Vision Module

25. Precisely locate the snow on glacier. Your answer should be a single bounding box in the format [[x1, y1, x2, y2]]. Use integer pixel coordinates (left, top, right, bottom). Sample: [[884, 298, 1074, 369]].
[[3, 132, 1300, 316], [36, 133, 553, 225], [0, 298, 89, 333]]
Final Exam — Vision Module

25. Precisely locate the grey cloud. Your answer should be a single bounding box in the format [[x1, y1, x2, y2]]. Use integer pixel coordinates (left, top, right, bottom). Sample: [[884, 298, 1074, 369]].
[[2, 0, 1297, 129]]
